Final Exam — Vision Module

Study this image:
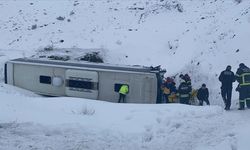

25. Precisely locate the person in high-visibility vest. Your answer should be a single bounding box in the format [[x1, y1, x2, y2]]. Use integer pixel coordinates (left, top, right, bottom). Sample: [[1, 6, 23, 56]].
[[235, 63, 250, 110], [118, 84, 129, 103]]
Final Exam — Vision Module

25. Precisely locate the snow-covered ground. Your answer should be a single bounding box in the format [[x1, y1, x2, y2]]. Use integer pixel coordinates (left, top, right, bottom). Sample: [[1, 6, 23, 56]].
[[0, 87, 250, 150], [1, 0, 250, 149], [1, 87, 250, 150]]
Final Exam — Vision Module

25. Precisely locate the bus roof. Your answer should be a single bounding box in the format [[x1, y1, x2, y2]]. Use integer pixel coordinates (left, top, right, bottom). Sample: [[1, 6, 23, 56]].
[[10, 58, 161, 73]]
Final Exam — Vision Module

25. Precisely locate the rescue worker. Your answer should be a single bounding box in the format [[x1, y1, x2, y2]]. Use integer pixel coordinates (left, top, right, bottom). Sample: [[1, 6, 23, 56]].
[[219, 65, 235, 110], [118, 84, 129, 103], [235, 63, 250, 110], [184, 74, 192, 88], [168, 77, 177, 103], [163, 77, 177, 103], [197, 83, 210, 106], [178, 78, 192, 104], [179, 74, 184, 80], [179, 73, 192, 88]]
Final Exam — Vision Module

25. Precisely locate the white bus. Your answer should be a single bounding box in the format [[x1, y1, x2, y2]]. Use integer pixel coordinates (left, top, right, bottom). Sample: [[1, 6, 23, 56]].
[[5, 58, 165, 103]]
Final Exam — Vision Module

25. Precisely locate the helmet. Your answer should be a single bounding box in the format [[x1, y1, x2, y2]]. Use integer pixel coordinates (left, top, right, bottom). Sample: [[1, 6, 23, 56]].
[[239, 63, 245, 68], [202, 83, 206, 87], [184, 74, 191, 80]]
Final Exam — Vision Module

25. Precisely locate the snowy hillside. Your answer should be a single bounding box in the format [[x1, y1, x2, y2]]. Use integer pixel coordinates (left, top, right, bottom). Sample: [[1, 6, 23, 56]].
[[1, 0, 250, 104], [1, 0, 250, 149]]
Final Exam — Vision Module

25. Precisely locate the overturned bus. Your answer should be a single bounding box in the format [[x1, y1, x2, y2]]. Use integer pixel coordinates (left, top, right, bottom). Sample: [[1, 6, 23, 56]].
[[4, 58, 165, 103]]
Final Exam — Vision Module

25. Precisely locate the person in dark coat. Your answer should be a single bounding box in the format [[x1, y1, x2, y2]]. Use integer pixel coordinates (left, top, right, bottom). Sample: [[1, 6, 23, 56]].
[[235, 63, 250, 110], [197, 84, 210, 106], [219, 65, 235, 110], [178, 78, 192, 104]]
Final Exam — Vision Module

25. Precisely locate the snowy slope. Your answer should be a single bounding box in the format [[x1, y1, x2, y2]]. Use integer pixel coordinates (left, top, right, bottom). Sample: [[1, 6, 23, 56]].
[[1, 0, 250, 149]]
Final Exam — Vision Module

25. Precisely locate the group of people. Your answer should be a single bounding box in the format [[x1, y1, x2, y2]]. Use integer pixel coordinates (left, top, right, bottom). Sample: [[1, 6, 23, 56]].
[[219, 63, 250, 110], [117, 63, 250, 110], [161, 74, 210, 106], [161, 62, 250, 110]]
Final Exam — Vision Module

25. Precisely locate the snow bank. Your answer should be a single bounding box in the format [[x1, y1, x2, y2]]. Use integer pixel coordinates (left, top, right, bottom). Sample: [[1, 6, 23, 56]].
[[0, 91, 237, 150]]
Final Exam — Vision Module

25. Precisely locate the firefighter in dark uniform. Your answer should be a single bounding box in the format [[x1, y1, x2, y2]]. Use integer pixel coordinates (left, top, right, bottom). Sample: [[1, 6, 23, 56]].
[[219, 65, 235, 110], [235, 63, 250, 110], [178, 78, 192, 104], [184, 74, 192, 88]]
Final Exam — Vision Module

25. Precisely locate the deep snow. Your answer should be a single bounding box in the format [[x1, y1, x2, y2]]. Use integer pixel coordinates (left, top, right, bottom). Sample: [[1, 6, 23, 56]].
[[1, 88, 250, 150], [1, 0, 250, 149]]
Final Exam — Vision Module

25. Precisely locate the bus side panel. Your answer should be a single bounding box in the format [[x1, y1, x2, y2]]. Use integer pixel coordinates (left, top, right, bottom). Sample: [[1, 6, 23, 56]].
[[128, 73, 157, 103], [98, 72, 123, 103], [65, 69, 99, 99], [13, 63, 65, 96], [98, 71, 157, 103], [142, 75, 158, 103]]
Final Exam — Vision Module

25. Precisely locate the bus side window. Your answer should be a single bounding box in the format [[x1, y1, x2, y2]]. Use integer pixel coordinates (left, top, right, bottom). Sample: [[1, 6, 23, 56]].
[[40, 76, 51, 84]]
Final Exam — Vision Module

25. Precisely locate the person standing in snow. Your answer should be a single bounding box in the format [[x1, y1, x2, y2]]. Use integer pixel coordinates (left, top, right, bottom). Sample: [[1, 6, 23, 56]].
[[162, 77, 177, 103], [178, 77, 192, 104], [235, 63, 250, 110], [197, 84, 210, 106], [219, 65, 235, 110], [118, 84, 129, 103], [184, 74, 192, 88]]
